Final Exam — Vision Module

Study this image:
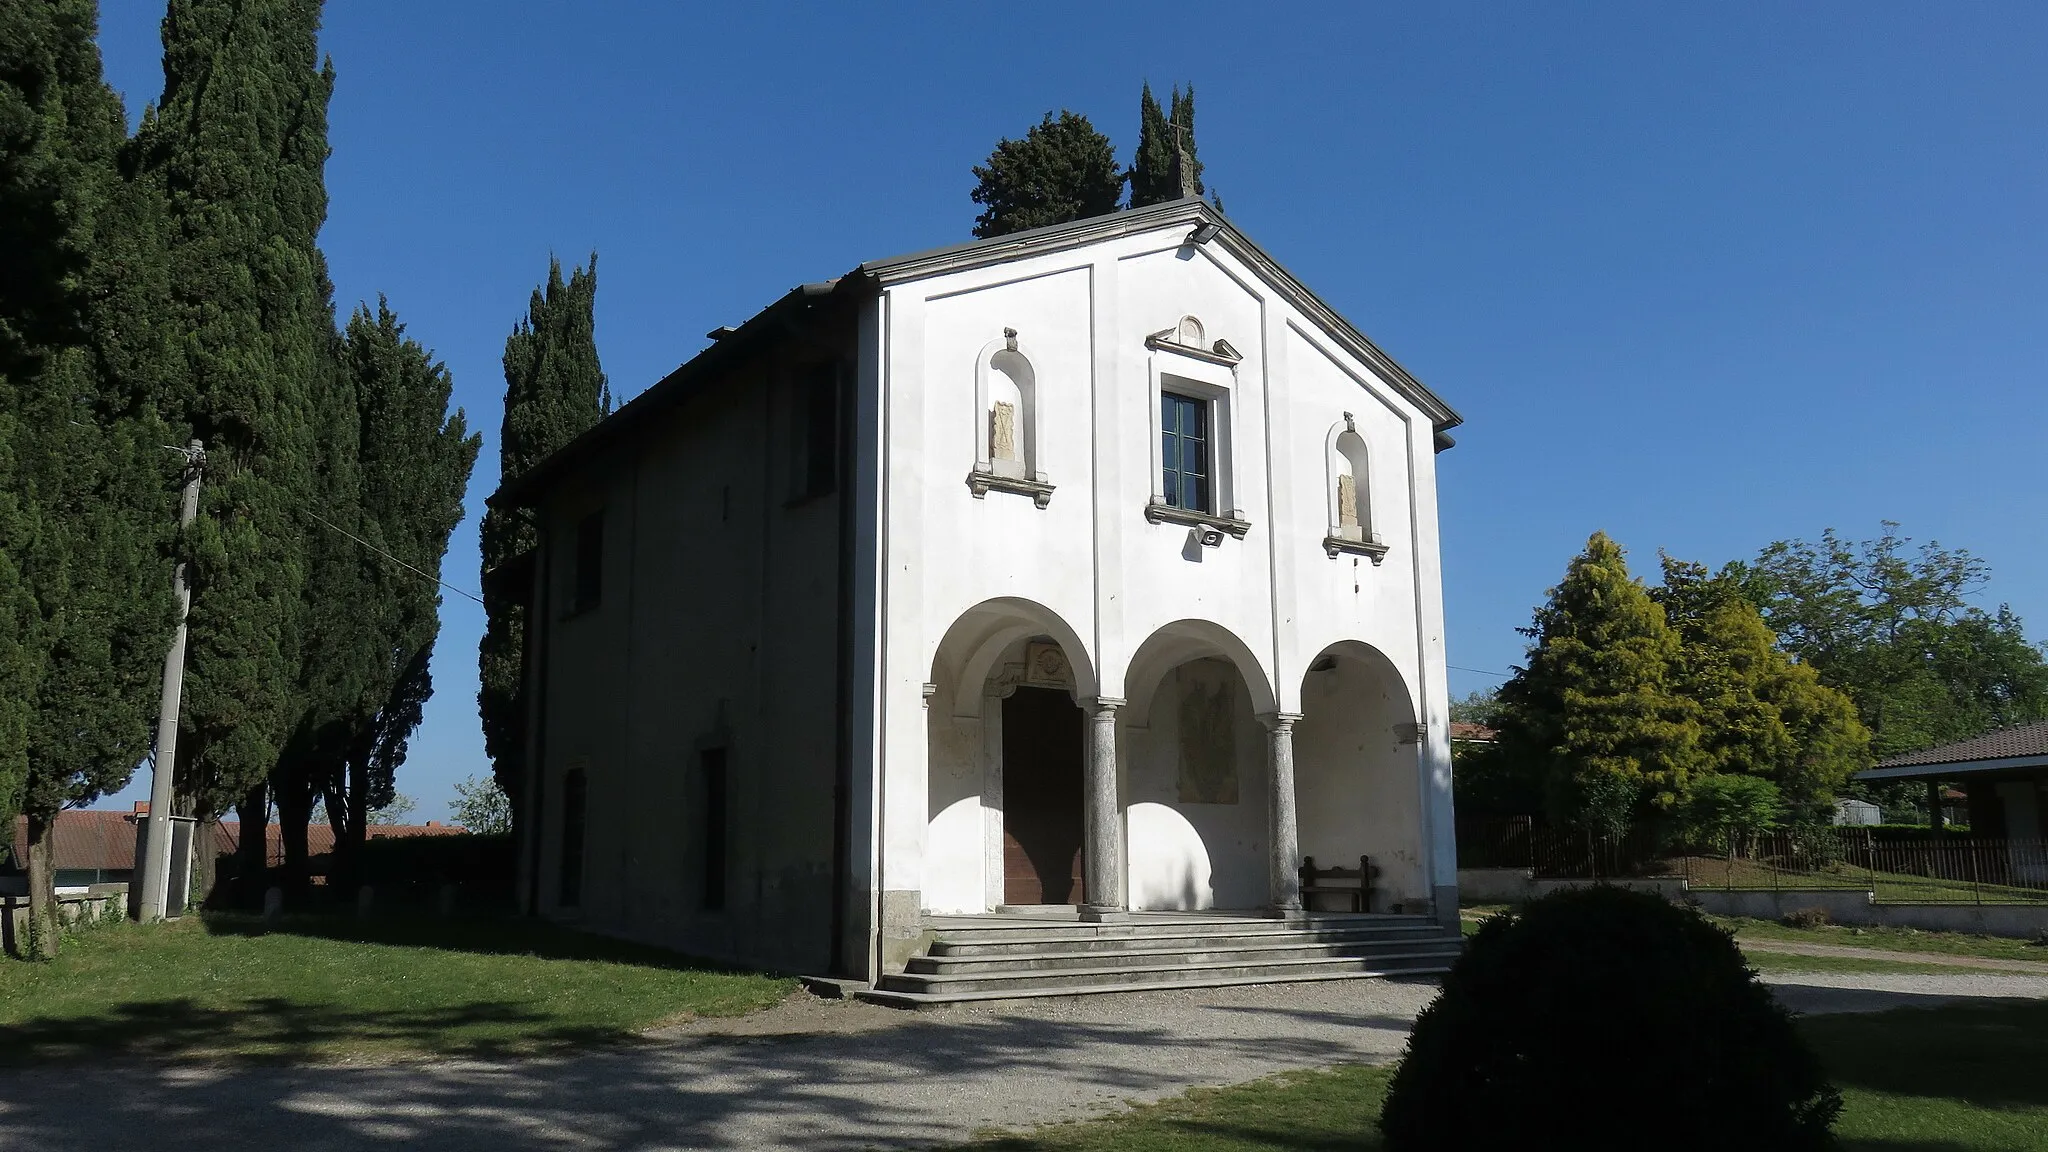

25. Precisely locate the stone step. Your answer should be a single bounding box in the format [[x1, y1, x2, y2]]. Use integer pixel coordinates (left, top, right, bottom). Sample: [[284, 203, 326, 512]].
[[876, 949, 1460, 997], [856, 965, 1450, 1009], [912, 937, 1462, 975], [929, 924, 1447, 958], [926, 914, 1439, 947]]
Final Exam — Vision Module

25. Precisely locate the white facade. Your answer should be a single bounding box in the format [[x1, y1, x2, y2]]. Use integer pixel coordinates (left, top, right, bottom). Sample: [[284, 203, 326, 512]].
[[505, 200, 1462, 981]]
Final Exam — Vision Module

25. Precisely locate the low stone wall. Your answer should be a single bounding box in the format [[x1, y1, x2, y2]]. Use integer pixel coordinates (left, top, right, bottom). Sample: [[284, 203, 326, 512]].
[[1687, 887, 2048, 938], [0, 891, 126, 957], [1457, 869, 1688, 905]]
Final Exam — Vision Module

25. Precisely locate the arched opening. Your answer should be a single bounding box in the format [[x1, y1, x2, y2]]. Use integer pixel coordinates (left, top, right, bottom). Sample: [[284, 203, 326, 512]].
[[924, 599, 1094, 913], [1295, 641, 1427, 911], [1122, 621, 1278, 911]]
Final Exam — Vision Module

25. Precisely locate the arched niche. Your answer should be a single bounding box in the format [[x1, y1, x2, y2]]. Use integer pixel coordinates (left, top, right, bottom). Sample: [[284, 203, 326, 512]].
[[1323, 414, 1387, 563], [967, 332, 1054, 507]]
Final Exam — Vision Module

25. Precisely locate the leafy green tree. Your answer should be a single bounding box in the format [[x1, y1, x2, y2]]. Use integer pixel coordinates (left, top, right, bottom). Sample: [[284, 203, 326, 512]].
[[366, 792, 416, 825], [1654, 556, 1868, 816], [1492, 532, 1702, 830], [969, 110, 1124, 238], [1449, 688, 1503, 727], [479, 257, 607, 835], [450, 774, 511, 836], [130, 0, 338, 901], [1678, 773, 1784, 857], [0, 0, 176, 954], [1732, 524, 2048, 813]]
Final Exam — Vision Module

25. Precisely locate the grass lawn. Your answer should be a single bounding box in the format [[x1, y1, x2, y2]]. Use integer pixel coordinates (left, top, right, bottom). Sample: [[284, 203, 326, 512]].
[[960, 1000, 2048, 1151], [1720, 915, 2048, 964], [0, 912, 794, 1065]]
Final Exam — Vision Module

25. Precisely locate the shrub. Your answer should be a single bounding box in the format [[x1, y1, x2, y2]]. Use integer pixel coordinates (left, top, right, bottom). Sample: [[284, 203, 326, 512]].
[[1380, 886, 1840, 1151], [1784, 907, 1832, 929]]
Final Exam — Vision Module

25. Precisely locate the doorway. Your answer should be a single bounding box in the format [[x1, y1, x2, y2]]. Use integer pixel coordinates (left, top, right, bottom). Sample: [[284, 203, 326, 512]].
[[1001, 686, 1085, 904]]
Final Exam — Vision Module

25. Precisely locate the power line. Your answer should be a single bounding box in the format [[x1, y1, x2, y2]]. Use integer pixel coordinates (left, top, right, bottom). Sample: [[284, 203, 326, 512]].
[[1449, 664, 1511, 679], [303, 507, 484, 605]]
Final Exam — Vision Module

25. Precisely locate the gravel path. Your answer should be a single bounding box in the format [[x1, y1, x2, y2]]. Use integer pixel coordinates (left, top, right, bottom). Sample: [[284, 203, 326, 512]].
[[1, 971, 2042, 1151]]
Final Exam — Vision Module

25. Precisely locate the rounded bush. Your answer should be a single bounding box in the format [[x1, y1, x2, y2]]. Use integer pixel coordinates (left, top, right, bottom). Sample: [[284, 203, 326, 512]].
[[1380, 886, 1840, 1151]]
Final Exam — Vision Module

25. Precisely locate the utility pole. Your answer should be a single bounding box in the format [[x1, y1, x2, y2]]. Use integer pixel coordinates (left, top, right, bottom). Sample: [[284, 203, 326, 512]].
[[138, 439, 203, 922]]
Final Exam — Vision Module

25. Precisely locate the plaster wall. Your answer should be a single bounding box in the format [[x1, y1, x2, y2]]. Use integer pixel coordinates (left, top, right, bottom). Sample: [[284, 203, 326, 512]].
[[533, 347, 849, 975], [1295, 651, 1428, 907], [874, 223, 1456, 921], [1124, 658, 1270, 910]]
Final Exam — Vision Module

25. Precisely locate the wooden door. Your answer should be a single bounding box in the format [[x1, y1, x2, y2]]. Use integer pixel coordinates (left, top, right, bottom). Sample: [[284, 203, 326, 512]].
[[1001, 687, 1085, 904]]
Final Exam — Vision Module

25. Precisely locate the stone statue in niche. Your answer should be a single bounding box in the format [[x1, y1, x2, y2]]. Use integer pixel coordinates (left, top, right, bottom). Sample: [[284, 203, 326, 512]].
[[990, 400, 1023, 479], [1177, 673, 1239, 804], [1336, 473, 1360, 534]]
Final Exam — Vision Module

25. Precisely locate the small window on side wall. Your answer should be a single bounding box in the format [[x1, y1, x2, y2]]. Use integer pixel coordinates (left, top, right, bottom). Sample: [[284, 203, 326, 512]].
[[701, 748, 728, 911], [558, 766, 587, 909], [569, 511, 604, 614], [792, 363, 840, 500]]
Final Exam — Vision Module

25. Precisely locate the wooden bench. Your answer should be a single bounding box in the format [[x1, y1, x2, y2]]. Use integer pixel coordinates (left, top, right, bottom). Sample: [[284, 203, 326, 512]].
[[1299, 855, 1376, 913]]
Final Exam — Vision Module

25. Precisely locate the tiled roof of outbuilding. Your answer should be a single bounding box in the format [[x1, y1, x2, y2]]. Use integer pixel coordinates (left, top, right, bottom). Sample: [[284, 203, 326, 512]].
[[1874, 720, 2048, 769]]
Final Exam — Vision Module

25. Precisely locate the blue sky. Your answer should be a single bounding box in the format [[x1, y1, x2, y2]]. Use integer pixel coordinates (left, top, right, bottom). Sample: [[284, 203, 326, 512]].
[[92, 3, 2047, 821]]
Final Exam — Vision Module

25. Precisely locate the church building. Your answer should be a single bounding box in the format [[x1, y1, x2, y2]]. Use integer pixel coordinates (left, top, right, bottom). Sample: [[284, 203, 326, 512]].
[[490, 199, 1465, 987]]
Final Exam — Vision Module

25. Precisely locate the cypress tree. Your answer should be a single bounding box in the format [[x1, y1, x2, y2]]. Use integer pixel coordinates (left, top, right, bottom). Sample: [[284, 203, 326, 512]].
[[969, 110, 1124, 238], [479, 257, 608, 835], [1129, 83, 1209, 209], [130, 0, 337, 901], [0, 0, 176, 953], [1127, 82, 1176, 209], [320, 301, 477, 880], [1494, 532, 1703, 832]]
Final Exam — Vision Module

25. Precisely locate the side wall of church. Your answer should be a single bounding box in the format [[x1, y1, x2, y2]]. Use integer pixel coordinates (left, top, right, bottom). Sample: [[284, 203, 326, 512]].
[[530, 332, 854, 975]]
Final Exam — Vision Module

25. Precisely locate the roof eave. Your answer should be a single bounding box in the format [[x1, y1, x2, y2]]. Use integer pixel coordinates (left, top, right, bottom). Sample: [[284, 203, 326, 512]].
[[1854, 753, 2048, 781]]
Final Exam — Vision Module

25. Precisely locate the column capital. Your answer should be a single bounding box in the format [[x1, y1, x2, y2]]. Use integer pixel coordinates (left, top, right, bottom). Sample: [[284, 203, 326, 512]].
[[1258, 711, 1305, 731], [1084, 696, 1125, 714]]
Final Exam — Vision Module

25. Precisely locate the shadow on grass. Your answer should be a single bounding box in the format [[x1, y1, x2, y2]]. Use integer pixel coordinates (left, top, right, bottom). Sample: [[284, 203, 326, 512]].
[[1801, 998, 2048, 1113], [0, 994, 630, 1069], [199, 909, 765, 975]]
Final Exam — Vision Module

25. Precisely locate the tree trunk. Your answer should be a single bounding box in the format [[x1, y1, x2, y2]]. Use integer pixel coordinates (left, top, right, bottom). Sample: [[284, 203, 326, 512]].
[[277, 776, 313, 900], [193, 810, 219, 909], [234, 781, 269, 907], [25, 810, 59, 959], [341, 749, 370, 891]]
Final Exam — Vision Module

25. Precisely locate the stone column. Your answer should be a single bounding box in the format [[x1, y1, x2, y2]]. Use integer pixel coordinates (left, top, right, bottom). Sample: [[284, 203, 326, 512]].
[[1265, 713, 1305, 915], [1081, 697, 1126, 920]]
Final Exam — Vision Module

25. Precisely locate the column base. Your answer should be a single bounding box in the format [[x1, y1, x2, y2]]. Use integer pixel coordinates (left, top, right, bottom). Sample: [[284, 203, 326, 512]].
[[1263, 904, 1310, 923], [1078, 904, 1130, 923]]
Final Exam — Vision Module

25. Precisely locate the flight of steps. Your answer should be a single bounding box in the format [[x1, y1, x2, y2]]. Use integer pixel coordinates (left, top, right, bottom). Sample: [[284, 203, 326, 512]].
[[855, 913, 1463, 1008]]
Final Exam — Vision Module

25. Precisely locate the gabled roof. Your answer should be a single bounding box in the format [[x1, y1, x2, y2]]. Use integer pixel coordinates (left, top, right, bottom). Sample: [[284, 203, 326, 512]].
[[493, 199, 1460, 510], [1854, 720, 2048, 780]]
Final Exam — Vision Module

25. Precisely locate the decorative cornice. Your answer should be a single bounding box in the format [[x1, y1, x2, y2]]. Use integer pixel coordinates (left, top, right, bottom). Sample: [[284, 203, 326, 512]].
[[1324, 535, 1390, 564], [1144, 331, 1243, 367], [966, 470, 1055, 508], [1145, 503, 1252, 539]]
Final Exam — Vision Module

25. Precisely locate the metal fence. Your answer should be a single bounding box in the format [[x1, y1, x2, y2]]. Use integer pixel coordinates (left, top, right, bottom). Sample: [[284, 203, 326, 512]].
[[1458, 817, 2048, 905], [1678, 832, 2048, 905]]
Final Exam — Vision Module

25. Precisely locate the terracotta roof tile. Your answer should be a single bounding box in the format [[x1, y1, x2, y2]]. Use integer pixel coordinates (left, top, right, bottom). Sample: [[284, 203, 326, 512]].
[[1875, 720, 2048, 769]]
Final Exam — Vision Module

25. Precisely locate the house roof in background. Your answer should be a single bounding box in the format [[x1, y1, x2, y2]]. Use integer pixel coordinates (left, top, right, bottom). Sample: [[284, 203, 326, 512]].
[[1855, 720, 2048, 781], [5, 811, 467, 874], [1450, 721, 1496, 743]]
